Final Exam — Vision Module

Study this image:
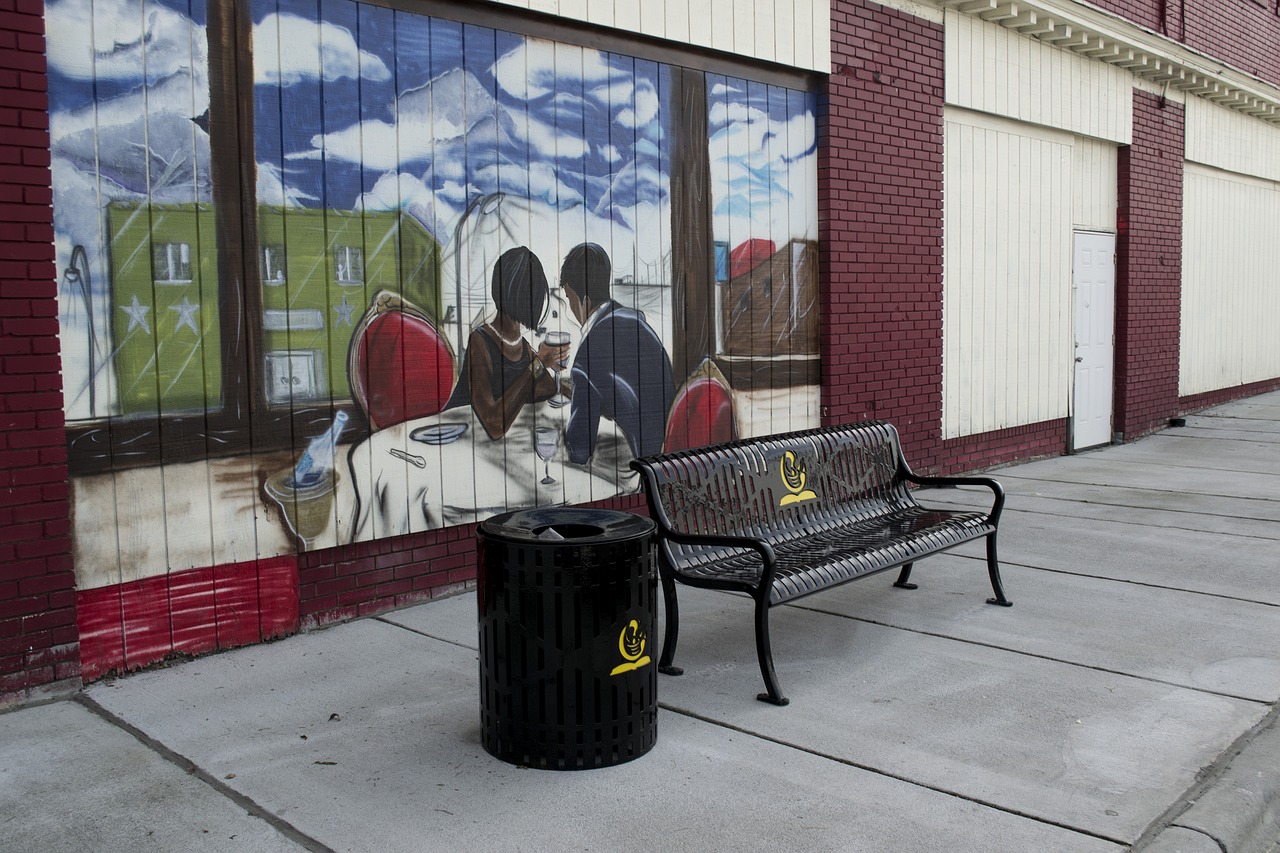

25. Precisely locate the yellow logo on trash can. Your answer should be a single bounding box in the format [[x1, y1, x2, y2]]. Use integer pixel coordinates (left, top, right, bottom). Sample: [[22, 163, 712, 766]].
[[610, 619, 651, 676]]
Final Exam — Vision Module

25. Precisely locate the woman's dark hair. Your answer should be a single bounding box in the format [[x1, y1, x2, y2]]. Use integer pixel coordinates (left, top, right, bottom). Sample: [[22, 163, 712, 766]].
[[559, 243, 612, 307], [490, 246, 548, 329]]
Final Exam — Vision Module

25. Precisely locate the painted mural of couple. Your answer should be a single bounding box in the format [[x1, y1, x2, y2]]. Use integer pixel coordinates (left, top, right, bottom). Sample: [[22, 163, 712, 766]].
[[447, 243, 674, 464]]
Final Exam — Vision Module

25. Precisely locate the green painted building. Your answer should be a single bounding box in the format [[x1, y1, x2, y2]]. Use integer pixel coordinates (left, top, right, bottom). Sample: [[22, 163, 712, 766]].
[[108, 203, 443, 416]]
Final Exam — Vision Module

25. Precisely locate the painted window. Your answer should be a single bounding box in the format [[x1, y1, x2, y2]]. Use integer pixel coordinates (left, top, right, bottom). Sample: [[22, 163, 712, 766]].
[[153, 242, 194, 284], [261, 244, 287, 284], [334, 246, 364, 285], [48, 0, 819, 576]]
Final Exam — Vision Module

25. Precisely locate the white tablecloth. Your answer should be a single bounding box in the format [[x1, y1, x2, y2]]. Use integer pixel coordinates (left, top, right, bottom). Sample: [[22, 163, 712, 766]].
[[338, 401, 638, 543]]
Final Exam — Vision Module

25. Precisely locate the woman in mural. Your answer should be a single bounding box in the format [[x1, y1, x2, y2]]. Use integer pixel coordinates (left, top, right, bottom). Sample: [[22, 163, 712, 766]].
[[444, 246, 567, 440]]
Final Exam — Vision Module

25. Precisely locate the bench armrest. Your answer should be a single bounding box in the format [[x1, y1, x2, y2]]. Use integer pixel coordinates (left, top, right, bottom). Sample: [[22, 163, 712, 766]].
[[631, 458, 779, 590], [901, 471, 1005, 525]]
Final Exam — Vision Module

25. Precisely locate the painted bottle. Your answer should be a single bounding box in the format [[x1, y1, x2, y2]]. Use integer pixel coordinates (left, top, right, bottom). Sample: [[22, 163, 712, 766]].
[[292, 410, 349, 487]]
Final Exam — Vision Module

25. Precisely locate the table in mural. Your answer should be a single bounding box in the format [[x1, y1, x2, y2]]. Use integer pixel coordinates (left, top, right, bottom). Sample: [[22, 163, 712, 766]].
[[340, 402, 638, 543]]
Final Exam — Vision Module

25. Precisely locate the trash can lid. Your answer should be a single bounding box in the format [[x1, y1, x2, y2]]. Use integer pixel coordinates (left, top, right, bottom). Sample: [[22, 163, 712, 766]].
[[478, 507, 653, 545]]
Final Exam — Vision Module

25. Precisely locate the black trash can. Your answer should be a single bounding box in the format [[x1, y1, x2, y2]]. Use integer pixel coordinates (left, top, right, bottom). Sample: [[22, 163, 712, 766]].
[[476, 507, 657, 770]]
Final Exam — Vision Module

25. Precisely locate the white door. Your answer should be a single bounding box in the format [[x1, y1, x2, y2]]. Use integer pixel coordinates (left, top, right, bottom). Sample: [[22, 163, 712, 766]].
[[1072, 231, 1116, 451]]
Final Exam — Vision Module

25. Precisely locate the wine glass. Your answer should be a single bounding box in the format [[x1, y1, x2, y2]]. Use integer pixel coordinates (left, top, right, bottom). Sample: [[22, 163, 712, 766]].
[[542, 330, 571, 408], [534, 426, 559, 485]]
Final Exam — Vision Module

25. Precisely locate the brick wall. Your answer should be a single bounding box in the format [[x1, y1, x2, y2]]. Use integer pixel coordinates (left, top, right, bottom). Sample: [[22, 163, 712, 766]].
[[297, 491, 648, 627], [820, 0, 1073, 475], [1088, 0, 1280, 90], [1115, 90, 1184, 442], [1, 0, 79, 707], [821, 0, 948, 470]]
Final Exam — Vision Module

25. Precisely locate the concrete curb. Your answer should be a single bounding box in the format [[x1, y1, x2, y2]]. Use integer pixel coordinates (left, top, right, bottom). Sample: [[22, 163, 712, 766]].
[[1139, 707, 1280, 852]]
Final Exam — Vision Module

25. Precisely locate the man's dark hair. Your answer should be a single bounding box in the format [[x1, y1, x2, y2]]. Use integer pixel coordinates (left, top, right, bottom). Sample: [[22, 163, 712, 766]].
[[559, 243, 612, 307], [491, 246, 548, 329]]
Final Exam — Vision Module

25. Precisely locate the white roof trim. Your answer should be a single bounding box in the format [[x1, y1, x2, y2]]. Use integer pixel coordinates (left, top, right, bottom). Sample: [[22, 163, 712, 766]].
[[932, 0, 1280, 125]]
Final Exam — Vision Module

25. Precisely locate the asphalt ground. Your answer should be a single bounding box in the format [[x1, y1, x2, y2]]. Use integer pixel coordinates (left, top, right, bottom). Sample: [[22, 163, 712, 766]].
[[3, 391, 1279, 852]]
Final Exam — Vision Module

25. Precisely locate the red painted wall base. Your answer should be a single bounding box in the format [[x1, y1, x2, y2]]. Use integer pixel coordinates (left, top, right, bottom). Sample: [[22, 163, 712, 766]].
[[77, 556, 299, 681]]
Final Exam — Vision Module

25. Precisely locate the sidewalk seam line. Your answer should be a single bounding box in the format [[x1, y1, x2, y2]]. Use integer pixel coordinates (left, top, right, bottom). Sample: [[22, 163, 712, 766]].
[[74, 693, 336, 853], [373, 616, 474, 649], [789, 603, 1275, 705], [998, 557, 1277, 608], [657, 701, 1130, 848]]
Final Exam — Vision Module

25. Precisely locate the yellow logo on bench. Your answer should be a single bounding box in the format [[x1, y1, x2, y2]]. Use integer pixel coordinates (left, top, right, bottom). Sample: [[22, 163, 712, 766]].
[[610, 619, 651, 675], [779, 450, 818, 506]]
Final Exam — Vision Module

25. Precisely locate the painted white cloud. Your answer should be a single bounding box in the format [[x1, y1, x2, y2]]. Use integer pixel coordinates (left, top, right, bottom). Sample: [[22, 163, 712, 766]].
[[710, 101, 767, 132], [589, 79, 634, 108], [46, 0, 205, 83], [708, 106, 817, 246], [253, 13, 391, 86], [357, 172, 452, 240], [53, 69, 209, 139], [289, 68, 504, 168], [503, 111, 590, 161], [616, 79, 660, 130], [398, 68, 496, 141], [286, 120, 404, 170], [492, 39, 619, 100]]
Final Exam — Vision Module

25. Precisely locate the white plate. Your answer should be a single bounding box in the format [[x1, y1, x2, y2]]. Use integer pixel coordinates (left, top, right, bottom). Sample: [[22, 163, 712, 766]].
[[410, 423, 469, 445]]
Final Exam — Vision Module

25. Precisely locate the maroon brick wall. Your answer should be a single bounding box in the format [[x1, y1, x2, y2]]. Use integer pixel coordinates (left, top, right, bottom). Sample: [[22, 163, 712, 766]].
[[297, 491, 648, 628], [821, 0, 948, 471], [1, 0, 80, 707], [1115, 90, 1184, 442], [820, 0, 1073, 475], [1088, 0, 1280, 90], [1179, 377, 1280, 416]]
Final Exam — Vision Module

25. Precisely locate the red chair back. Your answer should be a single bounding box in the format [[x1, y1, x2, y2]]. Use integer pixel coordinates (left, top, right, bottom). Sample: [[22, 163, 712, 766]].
[[663, 359, 737, 453], [349, 292, 455, 430]]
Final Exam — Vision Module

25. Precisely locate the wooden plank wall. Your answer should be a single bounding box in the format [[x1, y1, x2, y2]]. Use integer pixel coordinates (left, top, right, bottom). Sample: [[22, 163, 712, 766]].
[[489, 0, 831, 72], [942, 111, 1074, 439], [1181, 163, 1280, 396], [941, 12, 1127, 440]]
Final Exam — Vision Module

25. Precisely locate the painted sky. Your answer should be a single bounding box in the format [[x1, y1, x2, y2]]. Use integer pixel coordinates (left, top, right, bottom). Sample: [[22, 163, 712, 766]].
[[44, 0, 817, 418], [45, 0, 815, 270], [253, 2, 672, 246]]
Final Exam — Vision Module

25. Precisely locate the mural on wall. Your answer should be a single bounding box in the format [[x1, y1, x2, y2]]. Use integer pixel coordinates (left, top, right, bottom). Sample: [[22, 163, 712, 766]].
[[47, 0, 819, 611]]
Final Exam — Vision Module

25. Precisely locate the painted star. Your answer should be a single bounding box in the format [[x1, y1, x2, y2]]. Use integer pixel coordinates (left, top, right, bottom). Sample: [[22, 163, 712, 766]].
[[334, 294, 355, 327], [120, 294, 151, 334], [170, 296, 201, 335]]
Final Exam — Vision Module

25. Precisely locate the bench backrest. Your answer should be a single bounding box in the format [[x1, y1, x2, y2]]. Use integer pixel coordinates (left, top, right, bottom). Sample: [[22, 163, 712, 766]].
[[632, 421, 916, 546]]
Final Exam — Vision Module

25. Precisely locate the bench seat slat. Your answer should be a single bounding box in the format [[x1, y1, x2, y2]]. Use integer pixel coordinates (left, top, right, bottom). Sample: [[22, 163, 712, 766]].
[[664, 507, 992, 603]]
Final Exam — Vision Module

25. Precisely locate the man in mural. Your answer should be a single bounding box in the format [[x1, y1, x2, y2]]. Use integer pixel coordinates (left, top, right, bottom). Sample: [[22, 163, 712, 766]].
[[445, 246, 567, 440], [561, 243, 675, 463]]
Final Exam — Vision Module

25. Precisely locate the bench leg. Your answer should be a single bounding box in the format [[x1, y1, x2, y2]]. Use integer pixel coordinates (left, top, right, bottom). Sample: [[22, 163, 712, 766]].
[[754, 595, 789, 706], [985, 534, 1013, 607], [657, 568, 683, 676], [893, 562, 918, 589]]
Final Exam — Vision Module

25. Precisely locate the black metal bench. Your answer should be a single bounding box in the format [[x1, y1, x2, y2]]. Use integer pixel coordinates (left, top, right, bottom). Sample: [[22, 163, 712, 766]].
[[630, 420, 1011, 706]]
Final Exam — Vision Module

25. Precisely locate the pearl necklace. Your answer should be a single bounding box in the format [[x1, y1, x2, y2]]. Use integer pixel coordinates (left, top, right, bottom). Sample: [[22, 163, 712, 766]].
[[487, 323, 524, 347]]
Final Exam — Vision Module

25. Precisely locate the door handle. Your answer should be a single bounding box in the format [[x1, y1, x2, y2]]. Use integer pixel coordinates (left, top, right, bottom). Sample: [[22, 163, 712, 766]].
[[1075, 357, 1084, 363]]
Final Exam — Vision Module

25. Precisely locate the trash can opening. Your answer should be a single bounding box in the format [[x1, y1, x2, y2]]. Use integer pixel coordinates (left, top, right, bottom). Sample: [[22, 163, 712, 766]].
[[533, 523, 603, 539]]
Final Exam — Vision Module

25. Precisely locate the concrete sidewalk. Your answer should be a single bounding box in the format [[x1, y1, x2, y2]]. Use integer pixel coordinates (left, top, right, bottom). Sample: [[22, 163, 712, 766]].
[[4, 393, 1280, 852]]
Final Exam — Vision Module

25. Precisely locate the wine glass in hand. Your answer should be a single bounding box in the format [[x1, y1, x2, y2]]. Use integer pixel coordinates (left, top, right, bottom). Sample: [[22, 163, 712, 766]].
[[540, 330, 571, 408], [534, 426, 559, 485]]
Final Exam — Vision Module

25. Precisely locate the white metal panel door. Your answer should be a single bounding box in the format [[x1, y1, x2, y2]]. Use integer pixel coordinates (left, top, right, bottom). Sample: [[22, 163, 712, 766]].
[[1072, 231, 1116, 450]]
